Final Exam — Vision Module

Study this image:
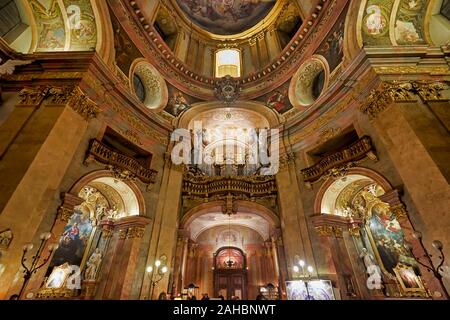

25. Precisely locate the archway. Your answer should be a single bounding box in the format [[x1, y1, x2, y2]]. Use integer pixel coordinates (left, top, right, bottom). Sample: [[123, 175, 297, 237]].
[[314, 168, 429, 298], [177, 200, 281, 300], [38, 171, 147, 298]]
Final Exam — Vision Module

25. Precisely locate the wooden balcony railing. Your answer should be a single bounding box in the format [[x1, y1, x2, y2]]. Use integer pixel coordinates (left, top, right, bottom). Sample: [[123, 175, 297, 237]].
[[301, 136, 376, 183], [86, 139, 158, 184]]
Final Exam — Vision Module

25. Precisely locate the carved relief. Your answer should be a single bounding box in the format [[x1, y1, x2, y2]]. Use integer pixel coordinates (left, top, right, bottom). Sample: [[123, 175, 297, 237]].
[[0, 229, 13, 250]]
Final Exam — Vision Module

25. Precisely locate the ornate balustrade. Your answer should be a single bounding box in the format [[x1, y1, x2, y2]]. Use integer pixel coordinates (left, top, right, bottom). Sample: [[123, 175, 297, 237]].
[[183, 173, 277, 198], [86, 139, 158, 184], [301, 136, 377, 183]]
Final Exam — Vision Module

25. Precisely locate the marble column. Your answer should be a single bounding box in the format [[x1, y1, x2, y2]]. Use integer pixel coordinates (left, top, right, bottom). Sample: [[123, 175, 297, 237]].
[[360, 81, 450, 294], [276, 155, 315, 279], [140, 155, 183, 299], [0, 85, 98, 299]]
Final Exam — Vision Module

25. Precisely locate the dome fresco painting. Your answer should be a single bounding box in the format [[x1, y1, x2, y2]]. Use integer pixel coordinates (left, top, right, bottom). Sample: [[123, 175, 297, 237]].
[[175, 0, 277, 35]]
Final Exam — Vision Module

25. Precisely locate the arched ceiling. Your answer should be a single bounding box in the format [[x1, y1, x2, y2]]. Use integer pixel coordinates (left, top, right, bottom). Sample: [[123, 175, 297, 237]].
[[188, 212, 271, 241], [174, 0, 277, 36]]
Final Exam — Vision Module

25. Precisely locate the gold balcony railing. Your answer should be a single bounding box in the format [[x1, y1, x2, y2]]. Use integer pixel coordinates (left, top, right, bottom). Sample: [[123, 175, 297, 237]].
[[183, 173, 277, 198], [86, 139, 158, 184], [301, 136, 376, 183]]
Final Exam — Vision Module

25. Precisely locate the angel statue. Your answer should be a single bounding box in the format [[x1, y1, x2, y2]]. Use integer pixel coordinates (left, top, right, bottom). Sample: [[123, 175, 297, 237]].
[[84, 248, 102, 281], [360, 248, 384, 290]]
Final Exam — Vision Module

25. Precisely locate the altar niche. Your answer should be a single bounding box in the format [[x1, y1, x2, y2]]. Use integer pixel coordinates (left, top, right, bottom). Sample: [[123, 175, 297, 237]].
[[214, 247, 247, 300]]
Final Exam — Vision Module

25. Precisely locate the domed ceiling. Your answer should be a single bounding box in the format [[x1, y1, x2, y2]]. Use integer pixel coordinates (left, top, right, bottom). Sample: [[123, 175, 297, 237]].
[[175, 0, 277, 35]]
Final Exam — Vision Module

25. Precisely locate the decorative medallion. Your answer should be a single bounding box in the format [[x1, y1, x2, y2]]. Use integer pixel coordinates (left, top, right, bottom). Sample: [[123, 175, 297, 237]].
[[214, 75, 241, 104]]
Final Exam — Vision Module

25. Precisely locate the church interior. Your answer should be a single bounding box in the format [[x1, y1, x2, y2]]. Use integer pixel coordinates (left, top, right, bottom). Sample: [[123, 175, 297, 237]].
[[0, 0, 449, 301]]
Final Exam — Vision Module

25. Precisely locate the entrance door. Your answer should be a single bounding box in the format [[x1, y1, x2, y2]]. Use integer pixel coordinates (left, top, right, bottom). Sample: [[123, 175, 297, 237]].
[[214, 247, 247, 300], [215, 272, 246, 300]]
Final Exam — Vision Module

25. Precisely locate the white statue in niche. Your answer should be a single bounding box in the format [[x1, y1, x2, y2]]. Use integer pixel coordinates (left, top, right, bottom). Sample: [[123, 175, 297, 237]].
[[84, 248, 102, 281]]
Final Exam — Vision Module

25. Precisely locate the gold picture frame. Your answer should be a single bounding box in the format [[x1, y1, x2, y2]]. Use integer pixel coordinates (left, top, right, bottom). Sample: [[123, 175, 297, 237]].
[[393, 263, 429, 297], [45, 263, 72, 289]]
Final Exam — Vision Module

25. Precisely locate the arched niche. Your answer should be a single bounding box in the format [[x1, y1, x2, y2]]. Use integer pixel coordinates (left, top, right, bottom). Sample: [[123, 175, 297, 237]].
[[314, 167, 420, 281], [69, 170, 146, 218], [44, 171, 146, 283], [425, 0, 450, 46], [8, 0, 115, 61]]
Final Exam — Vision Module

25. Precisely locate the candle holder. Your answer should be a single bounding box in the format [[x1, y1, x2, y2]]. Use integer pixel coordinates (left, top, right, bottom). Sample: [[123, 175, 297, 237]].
[[18, 232, 58, 299], [145, 254, 168, 300], [404, 230, 449, 299]]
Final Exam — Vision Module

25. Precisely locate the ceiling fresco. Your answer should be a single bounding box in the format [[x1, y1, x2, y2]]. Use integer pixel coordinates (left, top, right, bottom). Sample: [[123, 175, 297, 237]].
[[175, 0, 277, 35]]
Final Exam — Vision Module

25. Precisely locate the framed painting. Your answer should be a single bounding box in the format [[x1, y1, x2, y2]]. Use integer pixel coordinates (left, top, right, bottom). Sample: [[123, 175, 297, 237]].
[[393, 264, 428, 297], [45, 263, 72, 289]]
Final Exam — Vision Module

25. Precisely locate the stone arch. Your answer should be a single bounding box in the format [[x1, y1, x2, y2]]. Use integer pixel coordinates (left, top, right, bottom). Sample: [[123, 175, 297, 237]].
[[314, 167, 394, 215], [180, 200, 280, 241], [176, 101, 281, 129]]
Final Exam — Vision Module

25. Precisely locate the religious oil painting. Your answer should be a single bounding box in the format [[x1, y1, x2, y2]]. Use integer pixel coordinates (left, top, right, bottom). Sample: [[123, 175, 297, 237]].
[[367, 203, 416, 274], [49, 209, 94, 269], [286, 280, 335, 301], [394, 264, 427, 296], [176, 0, 277, 35], [45, 263, 72, 289]]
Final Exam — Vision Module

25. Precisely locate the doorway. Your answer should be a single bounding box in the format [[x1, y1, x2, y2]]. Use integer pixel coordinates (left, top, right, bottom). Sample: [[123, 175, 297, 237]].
[[214, 247, 247, 300]]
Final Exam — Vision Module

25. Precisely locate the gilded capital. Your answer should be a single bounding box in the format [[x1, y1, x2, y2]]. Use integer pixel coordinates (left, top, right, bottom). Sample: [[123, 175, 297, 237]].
[[18, 86, 50, 106], [360, 82, 416, 120], [315, 225, 343, 238], [126, 227, 145, 239], [360, 81, 449, 120]]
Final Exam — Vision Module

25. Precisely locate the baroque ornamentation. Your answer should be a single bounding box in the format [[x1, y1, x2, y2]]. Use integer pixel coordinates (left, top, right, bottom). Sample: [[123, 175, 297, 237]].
[[57, 206, 74, 222], [0, 229, 13, 250], [0, 58, 32, 77], [18, 86, 49, 106], [18, 85, 100, 121], [319, 127, 342, 144], [360, 81, 449, 120], [85, 139, 158, 185], [126, 227, 145, 239], [214, 75, 242, 104], [301, 136, 377, 184], [315, 225, 343, 238]]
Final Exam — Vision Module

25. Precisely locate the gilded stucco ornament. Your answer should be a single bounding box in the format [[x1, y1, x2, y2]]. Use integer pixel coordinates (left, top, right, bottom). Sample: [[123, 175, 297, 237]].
[[315, 225, 343, 238], [214, 75, 242, 104], [0, 229, 13, 250], [57, 206, 74, 222], [18, 85, 101, 120], [360, 81, 449, 120]]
